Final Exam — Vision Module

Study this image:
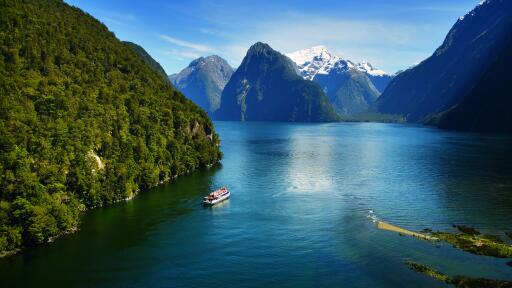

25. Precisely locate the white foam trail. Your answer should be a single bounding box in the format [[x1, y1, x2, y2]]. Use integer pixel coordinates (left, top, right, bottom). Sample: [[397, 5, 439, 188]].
[[367, 210, 379, 223]]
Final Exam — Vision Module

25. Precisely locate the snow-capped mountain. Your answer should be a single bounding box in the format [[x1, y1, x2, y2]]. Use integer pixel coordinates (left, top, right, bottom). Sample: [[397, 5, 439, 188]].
[[356, 61, 387, 77], [286, 46, 392, 93], [286, 46, 392, 115], [285, 45, 355, 80]]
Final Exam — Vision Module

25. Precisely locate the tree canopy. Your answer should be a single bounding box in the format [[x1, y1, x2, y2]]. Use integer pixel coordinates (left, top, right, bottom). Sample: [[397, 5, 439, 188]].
[[0, 0, 222, 254]]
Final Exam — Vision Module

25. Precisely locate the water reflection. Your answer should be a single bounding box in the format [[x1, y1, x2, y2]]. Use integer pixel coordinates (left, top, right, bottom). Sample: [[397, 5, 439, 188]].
[[428, 131, 512, 230], [286, 129, 335, 193], [1, 122, 512, 288], [205, 198, 231, 211], [0, 165, 222, 288]]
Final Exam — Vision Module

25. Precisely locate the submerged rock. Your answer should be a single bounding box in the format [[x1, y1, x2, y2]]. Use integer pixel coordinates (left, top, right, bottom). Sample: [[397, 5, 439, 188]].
[[432, 227, 512, 258], [407, 261, 512, 288]]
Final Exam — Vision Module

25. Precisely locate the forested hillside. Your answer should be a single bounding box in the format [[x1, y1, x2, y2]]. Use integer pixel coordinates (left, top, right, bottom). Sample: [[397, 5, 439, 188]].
[[123, 41, 169, 82], [0, 0, 221, 254]]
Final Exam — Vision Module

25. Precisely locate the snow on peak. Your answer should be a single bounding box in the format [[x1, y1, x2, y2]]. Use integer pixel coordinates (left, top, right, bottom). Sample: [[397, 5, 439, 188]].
[[286, 46, 353, 80], [356, 61, 387, 76], [287, 45, 334, 65], [286, 46, 388, 80]]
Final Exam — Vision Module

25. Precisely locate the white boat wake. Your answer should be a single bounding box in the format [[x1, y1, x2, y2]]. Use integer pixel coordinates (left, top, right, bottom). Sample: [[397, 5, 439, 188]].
[[367, 209, 380, 223]]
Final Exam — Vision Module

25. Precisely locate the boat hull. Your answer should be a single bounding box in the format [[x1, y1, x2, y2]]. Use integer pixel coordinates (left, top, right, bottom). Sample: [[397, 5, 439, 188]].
[[203, 192, 230, 206]]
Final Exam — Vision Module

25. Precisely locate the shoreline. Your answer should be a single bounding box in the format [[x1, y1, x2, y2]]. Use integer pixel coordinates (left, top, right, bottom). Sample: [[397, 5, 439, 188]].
[[0, 161, 220, 258], [376, 221, 438, 241]]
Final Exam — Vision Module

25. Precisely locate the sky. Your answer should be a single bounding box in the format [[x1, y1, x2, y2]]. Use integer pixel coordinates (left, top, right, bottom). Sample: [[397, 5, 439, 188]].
[[65, 0, 481, 75]]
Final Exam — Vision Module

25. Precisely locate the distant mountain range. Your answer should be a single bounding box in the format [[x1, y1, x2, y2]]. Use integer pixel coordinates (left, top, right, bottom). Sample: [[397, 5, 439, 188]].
[[376, 0, 512, 131], [356, 61, 394, 94], [171, 46, 393, 119], [286, 46, 392, 115], [286, 46, 392, 92], [168, 0, 512, 131], [214, 42, 340, 122], [170, 55, 233, 114]]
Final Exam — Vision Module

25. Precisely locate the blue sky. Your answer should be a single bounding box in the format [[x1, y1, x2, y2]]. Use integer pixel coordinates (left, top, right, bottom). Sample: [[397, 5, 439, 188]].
[[65, 0, 480, 75]]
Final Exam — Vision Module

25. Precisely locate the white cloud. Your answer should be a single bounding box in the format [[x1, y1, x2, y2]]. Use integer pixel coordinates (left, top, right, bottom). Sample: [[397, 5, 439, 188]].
[[215, 14, 439, 73], [255, 17, 420, 53], [219, 45, 248, 67], [97, 10, 136, 26], [199, 28, 218, 35], [159, 5, 461, 73], [102, 17, 123, 26], [105, 11, 136, 21], [159, 35, 214, 52], [163, 49, 201, 60]]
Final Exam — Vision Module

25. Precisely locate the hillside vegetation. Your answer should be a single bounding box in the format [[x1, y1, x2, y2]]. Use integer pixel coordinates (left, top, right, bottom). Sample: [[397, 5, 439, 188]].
[[0, 0, 221, 254], [124, 41, 170, 82]]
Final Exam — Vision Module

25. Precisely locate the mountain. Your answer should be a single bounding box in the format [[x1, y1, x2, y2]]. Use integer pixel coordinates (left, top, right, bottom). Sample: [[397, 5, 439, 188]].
[[437, 33, 512, 132], [215, 42, 339, 122], [356, 61, 394, 94], [170, 55, 233, 114], [286, 46, 393, 93], [123, 41, 169, 81], [286, 46, 386, 115], [376, 0, 512, 123], [0, 0, 221, 254], [313, 66, 380, 115], [286, 45, 342, 81]]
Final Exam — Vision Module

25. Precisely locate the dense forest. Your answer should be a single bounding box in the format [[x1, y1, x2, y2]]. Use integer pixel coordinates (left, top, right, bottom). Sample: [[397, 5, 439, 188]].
[[0, 0, 222, 254], [123, 41, 170, 82]]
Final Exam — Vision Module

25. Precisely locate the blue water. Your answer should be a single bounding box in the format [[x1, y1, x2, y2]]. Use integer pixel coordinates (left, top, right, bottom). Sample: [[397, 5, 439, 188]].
[[1, 122, 512, 287]]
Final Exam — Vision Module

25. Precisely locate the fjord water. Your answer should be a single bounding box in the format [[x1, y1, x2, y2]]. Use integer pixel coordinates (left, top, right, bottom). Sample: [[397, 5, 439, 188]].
[[1, 122, 512, 287]]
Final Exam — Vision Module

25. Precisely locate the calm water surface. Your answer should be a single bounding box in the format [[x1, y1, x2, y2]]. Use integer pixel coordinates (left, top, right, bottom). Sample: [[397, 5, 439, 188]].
[[1, 122, 512, 287]]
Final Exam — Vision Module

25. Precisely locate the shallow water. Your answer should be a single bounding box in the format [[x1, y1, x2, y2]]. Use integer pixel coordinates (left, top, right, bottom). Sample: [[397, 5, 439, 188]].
[[1, 121, 512, 287]]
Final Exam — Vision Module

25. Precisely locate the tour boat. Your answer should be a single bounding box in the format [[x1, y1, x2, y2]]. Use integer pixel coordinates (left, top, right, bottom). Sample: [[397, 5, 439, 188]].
[[203, 187, 230, 206]]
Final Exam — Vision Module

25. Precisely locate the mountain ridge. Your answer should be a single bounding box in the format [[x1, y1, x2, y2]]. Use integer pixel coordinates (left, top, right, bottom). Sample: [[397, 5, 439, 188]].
[[286, 46, 393, 94], [436, 30, 512, 132], [215, 42, 340, 122], [375, 0, 512, 123], [286, 46, 386, 115], [170, 55, 233, 114]]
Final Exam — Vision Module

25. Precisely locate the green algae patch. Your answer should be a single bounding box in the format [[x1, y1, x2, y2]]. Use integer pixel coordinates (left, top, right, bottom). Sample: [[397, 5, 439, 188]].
[[407, 261, 450, 283], [432, 226, 512, 258], [373, 219, 512, 258], [407, 261, 512, 288]]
